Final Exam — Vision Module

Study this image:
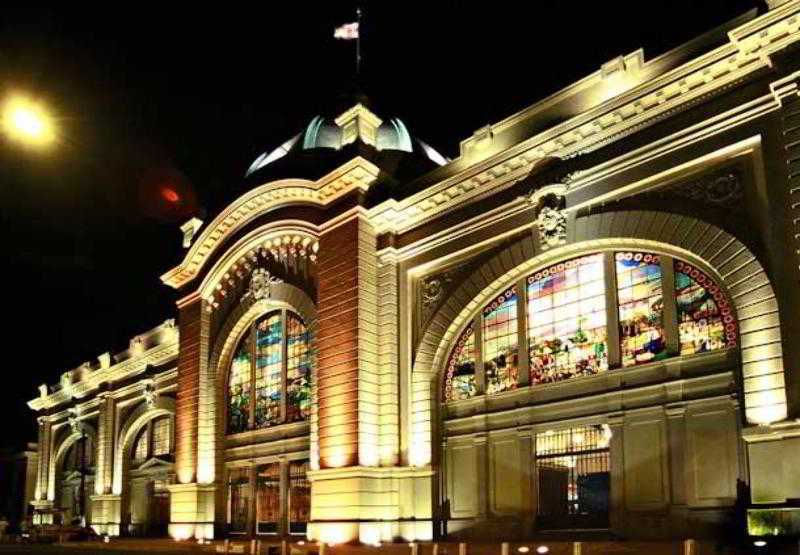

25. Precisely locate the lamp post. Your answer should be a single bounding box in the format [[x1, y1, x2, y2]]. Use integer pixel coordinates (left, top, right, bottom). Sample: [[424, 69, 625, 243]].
[[1, 95, 56, 147]]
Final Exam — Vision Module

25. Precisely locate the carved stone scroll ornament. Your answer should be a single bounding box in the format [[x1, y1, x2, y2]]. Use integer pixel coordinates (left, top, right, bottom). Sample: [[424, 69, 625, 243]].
[[242, 268, 283, 302], [529, 184, 567, 250]]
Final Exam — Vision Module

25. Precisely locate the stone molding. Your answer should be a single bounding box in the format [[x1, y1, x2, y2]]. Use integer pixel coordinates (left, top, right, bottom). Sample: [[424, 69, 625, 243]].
[[160, 5, 800, 295], [162, 158, 380, 289], [29, 322, 179, 411]]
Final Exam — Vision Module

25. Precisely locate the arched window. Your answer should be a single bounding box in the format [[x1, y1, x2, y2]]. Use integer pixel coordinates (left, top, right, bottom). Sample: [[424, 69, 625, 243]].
[[227, 310, 312, 434], [131, 416, 173, 463], [444, 250, 737, 402], [63, 436, 93, 471]]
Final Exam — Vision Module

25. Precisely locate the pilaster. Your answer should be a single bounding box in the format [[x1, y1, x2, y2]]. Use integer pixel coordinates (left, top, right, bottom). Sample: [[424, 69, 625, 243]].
[[176, 295, 209, 485], [171, 294, 214, 539], [35, 417, 51, 502], [95, 392, 115, 495]]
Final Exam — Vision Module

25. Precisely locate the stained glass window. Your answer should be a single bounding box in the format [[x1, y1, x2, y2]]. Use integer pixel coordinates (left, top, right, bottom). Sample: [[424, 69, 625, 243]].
[[255, 313, 283, 428], [616, 252, 666, 367], [228, 337, 252, 434], [483, 286, 519, 394], [443, 250, 738, 403], [289, 460, 311, 535], [133, 429, 148, 462], [256, 463, 281, 534], [286, 314, 312, 422], [227, 308, 312, 434], [443, 324, 476, 401], [152, 417, 170, 456], [527, 254, 608, 385], [675, 260, 736, 354]]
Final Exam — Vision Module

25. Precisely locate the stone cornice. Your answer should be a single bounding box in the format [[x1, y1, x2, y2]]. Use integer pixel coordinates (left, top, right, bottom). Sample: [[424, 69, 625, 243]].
[[28, 340, 179, 412], [366, 3, 800, 235], [162, 157, 380, 290]]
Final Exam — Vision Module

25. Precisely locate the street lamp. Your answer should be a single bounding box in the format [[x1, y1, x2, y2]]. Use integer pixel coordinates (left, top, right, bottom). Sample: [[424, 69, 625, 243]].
[[2, 95, 56, 146]]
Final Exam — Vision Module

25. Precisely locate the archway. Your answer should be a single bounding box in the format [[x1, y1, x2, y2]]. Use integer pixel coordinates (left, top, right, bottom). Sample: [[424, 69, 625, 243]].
[[112, 397, 176, 536], [411, 210, 786, 467], [49, 421, 97, 525], [202, 282, 318, 531]]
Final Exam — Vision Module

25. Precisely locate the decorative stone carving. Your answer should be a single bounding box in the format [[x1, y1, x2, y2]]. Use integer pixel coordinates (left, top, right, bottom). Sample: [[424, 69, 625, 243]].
[[68, 409, 80, 435], [243, 268, 283, 302], [530, 184, 568, 250], [422, 274, 452, 308], [143, 383, 157, 409], [668, 171, 742, 206]]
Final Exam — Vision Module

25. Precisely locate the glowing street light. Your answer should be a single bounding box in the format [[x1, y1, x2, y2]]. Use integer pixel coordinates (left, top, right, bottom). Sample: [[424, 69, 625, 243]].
[[2, 95, 56, 146]]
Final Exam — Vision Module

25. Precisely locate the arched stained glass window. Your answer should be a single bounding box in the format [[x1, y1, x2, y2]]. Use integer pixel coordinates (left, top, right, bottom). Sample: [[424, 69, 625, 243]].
[[227, 309, 312, 434], [255, 314, 282, 428], [483, 286, 519, 394], [675, 260, 737, 354], [444, 324, 476, 401], [286, 314, 312, 422], [527, 254, 608, 385], [228, 339, 252, 434], [616, 252, 666, 367], [444, 250, 739, 403]]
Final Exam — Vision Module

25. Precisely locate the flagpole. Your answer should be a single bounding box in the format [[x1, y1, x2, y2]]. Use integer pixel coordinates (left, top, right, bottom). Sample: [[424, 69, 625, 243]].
[[356, 7, 362, 76]]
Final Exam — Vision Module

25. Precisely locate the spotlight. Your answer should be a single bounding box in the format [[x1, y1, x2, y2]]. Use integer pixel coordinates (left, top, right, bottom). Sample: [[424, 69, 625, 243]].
[[517, 548, 530, 554], [753, 540, 767, 547], [536, 547, 549, 554]]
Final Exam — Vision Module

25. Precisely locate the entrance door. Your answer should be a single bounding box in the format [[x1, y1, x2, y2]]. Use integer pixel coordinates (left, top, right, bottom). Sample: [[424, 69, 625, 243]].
[[536, 425, 611, 530]]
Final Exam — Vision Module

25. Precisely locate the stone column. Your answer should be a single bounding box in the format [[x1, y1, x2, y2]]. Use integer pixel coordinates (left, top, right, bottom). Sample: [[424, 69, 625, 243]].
[[168, 293, 216, 540]]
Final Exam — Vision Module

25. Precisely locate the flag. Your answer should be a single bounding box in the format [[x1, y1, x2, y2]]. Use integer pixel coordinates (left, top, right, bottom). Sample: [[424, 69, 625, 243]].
[[334, 22, 359, 40]]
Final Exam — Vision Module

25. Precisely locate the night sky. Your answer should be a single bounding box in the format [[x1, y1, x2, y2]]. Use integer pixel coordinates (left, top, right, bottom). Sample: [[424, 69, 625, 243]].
[[0, 1, 761, 447]]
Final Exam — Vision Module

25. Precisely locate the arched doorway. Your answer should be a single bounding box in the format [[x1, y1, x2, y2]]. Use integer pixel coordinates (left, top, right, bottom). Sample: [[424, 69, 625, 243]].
[[113, 397, 176, 537]]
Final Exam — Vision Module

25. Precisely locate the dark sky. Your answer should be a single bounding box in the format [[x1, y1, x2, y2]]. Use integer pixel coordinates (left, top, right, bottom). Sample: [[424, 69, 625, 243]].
[[0, 1, 761, 447]]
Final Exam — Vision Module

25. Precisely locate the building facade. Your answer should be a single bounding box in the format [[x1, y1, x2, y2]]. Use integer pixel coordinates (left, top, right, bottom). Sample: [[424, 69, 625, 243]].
[[28, 2, 800, 543]]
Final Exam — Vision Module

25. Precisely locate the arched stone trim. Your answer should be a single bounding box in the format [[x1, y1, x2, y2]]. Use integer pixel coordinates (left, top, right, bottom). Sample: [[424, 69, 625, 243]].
[[111, 396, 176, 495], [198, 282, 318, 486], [47, 420, 97, 502], [410, 210, 786, 466], [162, 158, 381, 289], [196, 222, 319, 300]]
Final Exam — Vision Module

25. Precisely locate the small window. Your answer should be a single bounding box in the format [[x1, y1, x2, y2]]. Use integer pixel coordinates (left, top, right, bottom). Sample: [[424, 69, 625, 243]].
[[133, 429, 148, 462], [256, 463, 280, 535], [675, 260, 736, 354], [444, 325, 476, 401], [616, 252, 666, 367], [152, 418, 170, 456], [289, 460, 310, 535], [483, 286, 519, 394], [227, 469, 250, 534]]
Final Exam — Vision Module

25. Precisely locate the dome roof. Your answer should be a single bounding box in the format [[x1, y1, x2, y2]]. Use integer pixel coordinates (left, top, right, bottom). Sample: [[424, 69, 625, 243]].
[[245, 103, 448, 178]]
